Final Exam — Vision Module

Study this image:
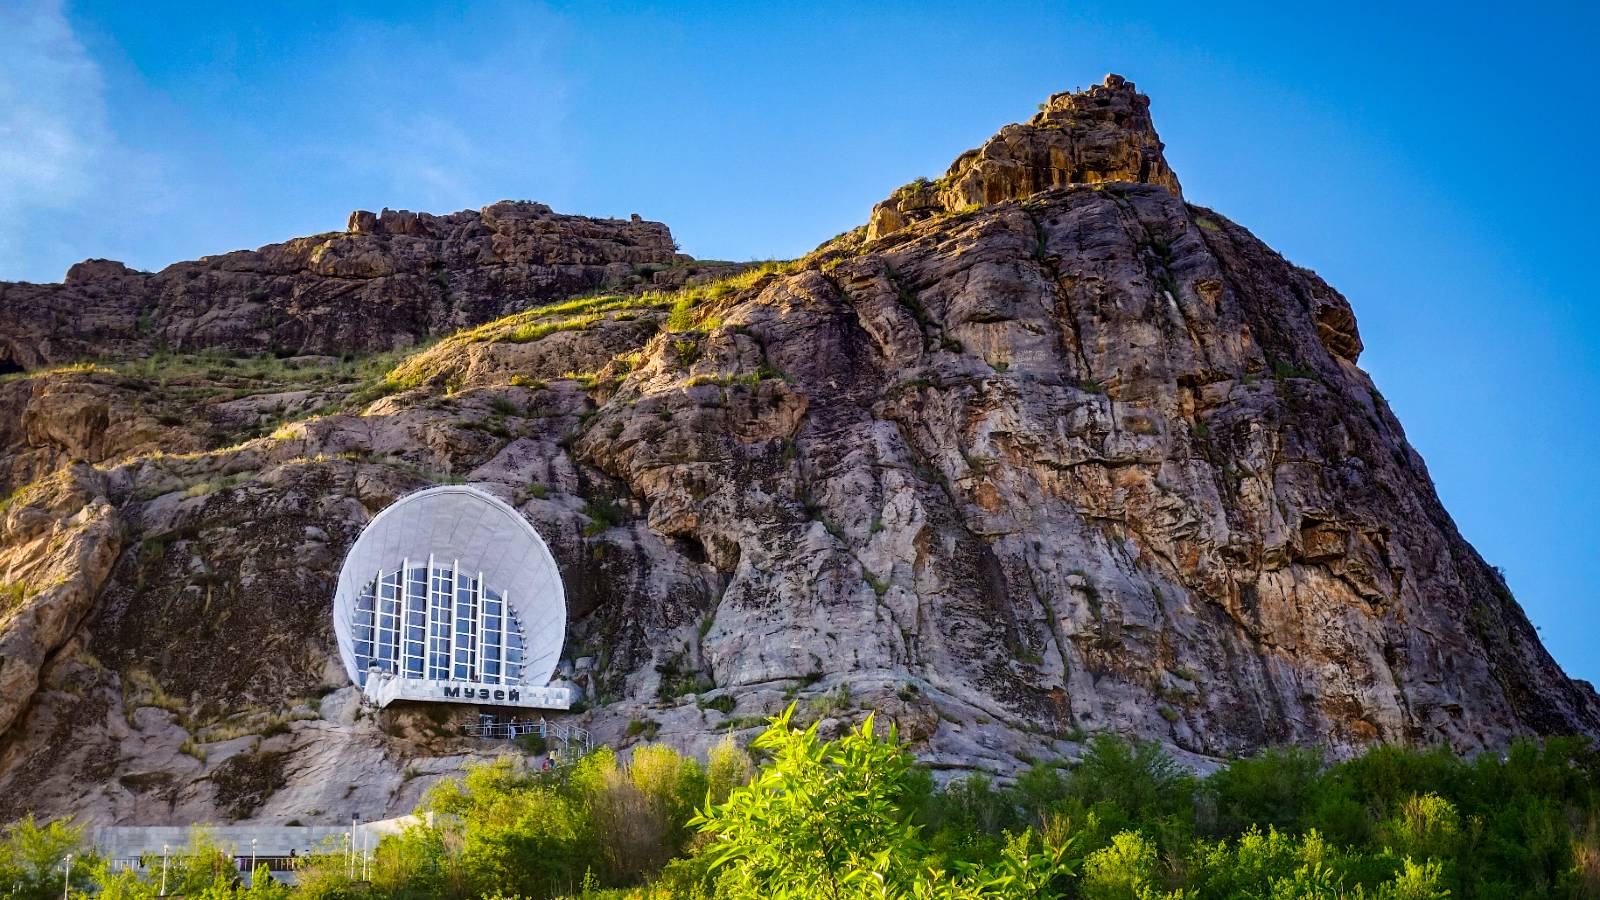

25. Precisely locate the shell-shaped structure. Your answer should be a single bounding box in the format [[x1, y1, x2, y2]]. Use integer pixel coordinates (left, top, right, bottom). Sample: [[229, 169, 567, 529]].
[[332, 485, 566, 700]]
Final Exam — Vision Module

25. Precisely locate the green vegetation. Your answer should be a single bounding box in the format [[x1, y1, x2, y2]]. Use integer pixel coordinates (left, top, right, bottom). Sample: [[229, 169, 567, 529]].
[[0, 580, 32, 618], [626, 718, 662, 740], [181, 471, 255, 499], [699, 695, 737, 715], [1270, 359, 1320, 381], [9, 716, 1600, 898], [683, 372, 772, 390], [0, 815, 103, 899], [664, 261, 793, 333], [580, 498, 629, 537], [514, 732, 549, 756], [656, 651, 715, 701], [508, 314, 603, 344], [61, 348, 411, 398], [381, 261, 795, 388]]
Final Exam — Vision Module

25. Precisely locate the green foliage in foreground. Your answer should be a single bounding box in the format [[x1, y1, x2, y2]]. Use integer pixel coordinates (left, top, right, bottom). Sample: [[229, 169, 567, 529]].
[[10, 714, 1600, 899]]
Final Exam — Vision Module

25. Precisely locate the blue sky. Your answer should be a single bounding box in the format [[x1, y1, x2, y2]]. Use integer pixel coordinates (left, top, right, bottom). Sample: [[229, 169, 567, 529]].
[[4, 1, 1597, 684]]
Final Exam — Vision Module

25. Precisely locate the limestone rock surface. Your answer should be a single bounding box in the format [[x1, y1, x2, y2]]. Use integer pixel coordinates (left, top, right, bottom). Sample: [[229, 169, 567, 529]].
[[0, 75, 1593, 826]]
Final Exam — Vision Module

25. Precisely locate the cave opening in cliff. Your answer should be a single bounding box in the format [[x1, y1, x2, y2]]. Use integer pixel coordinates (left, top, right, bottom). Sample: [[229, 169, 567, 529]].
[[0, 357, 21, 377]]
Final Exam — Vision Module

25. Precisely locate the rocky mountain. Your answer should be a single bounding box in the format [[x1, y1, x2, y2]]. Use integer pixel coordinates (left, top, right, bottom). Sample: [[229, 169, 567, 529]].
[[1, 74, 1593, 827], [0, 202, 688, 371]]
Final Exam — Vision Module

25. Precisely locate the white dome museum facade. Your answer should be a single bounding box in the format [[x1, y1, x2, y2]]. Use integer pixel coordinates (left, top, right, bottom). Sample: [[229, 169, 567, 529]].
[[331, 485, 572, 709]]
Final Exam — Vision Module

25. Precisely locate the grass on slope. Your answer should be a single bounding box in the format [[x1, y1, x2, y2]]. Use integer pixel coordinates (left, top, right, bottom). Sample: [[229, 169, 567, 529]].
[[377, 261, 797, 396]]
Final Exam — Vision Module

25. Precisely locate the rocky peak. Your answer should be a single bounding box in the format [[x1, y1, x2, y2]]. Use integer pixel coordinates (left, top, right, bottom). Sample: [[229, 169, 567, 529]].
[[867, 74, 1182, 239], [345, 207, 438, 238], [63, 259, 143, 286]]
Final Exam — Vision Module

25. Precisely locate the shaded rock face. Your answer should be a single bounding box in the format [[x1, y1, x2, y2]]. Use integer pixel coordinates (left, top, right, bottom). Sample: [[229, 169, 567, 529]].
[[0, 202, 681, 369], [0, 75, 1595, 826]]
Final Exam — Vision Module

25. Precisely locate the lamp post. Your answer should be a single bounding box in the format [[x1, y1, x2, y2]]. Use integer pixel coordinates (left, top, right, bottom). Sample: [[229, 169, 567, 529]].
[[250, 838, 257, 884], [160, 844, 169, 897], [61, 854, 71, 900]]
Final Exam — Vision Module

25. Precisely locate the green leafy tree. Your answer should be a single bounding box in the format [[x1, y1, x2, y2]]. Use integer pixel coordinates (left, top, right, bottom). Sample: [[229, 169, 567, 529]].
[[694, 706, 924, 899], [694, 705, 1078, 900], [706, 735, 756, 806], [1199, 747, 1325, 838], [0, 815, 95, 900], [94, 828, 237, 900]]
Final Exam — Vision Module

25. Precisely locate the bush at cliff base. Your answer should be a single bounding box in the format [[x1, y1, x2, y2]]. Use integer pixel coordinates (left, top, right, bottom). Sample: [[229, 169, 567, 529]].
[[10, 710, 1600, 898]]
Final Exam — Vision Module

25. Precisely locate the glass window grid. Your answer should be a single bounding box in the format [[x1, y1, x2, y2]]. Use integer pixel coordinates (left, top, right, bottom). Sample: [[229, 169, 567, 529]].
[[356, 562, 527, 688], [404, 565, 428, 677], [428, 562, 454, 679], [453, 572, 477, 681]]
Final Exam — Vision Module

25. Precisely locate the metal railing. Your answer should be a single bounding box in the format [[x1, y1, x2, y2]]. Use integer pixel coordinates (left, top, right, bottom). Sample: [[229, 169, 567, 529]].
[[463, 718, 591, 755]]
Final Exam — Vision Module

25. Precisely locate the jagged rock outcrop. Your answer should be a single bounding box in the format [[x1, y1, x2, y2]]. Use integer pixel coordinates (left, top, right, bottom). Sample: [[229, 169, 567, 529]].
[[0, 202, 684, 369], [867, 74, 1182, 240], [0, 75, 1593, 826]]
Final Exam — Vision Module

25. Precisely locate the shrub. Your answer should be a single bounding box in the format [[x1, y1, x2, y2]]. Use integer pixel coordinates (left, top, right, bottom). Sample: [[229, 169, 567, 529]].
[[706, 735, 755, 806], [1065, 733, 1194, 837], [31, 712, 1600, 898], [1200, 745, 1325, 837], [1081, 830, 1161, 900], [1383, 857, 1451, 900], [808, 683, 852, 717], [0, 581, 30, 617], [699, 694, 736, 715], [693, 707, 924, 896], [580, 498, 628, 537], [1382, 793, 1459, 862]]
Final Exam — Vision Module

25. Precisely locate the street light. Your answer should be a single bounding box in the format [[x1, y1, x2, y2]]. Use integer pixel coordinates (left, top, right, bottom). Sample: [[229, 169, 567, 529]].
[[250, 838, 257, 884], [61, 854, 71, 900], [160, 844, 169, 897]]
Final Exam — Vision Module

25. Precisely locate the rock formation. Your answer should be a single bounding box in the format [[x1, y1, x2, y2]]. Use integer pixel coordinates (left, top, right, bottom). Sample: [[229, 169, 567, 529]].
[[0, 74, 1593, 827], [867, 74, 1181, 240], [0, 202, 684, 370]]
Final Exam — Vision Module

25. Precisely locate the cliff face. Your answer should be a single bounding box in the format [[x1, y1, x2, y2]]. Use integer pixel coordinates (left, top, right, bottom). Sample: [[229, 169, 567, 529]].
[[1, 74, 1594, 827], [0, 202, 683, 370]]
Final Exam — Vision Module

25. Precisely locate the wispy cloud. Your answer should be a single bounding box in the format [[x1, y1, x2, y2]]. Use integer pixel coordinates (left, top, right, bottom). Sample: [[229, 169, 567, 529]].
[[0, 0, 108, 278], [0, 1, 574, 282]]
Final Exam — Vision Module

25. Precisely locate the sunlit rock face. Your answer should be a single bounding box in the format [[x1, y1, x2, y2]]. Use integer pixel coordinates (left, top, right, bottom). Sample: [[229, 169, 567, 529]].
[[0, 75, 1594, 827], [867, 74, 1182, 241]]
